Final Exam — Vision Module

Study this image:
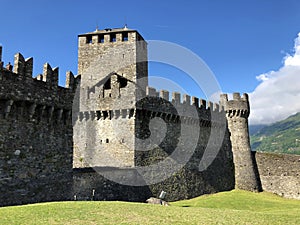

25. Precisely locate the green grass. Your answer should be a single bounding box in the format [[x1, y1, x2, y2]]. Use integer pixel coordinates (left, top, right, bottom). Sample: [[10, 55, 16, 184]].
[[0, 190, 299, 224]]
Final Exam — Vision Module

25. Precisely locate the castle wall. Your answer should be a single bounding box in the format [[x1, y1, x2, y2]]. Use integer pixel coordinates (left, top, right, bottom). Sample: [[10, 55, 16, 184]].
[[73, 114, 136, 168], [72, 167, 152, 201], [72, 88, 235, 202], [0, 53, 77, 206], [72, 160, 234, 202], [134, 90, 234, 200], [256, 152, 300, 200]]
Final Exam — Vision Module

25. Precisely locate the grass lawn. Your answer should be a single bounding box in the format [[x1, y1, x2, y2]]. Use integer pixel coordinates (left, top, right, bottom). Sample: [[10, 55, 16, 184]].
[[0, 190, 299, 224]]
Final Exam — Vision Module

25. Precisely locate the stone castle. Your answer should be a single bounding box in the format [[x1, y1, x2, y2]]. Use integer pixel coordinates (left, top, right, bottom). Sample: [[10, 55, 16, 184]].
[[0, 27, 299, 206]]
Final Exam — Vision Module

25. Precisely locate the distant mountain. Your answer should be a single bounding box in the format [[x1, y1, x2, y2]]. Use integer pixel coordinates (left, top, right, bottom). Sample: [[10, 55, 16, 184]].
[[250, 112, 300, 155], [249, 124, 266, 136]]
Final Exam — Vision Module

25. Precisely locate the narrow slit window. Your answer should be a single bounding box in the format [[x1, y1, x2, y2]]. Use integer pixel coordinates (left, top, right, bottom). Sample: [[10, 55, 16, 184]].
[[129, 109, 134, 118], [103, 111, 108, 120], [96, 111, 101, 120]]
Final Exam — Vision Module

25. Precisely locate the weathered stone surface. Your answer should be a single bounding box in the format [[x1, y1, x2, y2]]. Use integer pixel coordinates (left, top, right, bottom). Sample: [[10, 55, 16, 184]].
[[0, 52, 79, 206], [256, 152, 300, 199], [74, 28, 148, 168], [72, 27, 235, 201], [0, 27, 299, 207], [220, 93, 262, 192]]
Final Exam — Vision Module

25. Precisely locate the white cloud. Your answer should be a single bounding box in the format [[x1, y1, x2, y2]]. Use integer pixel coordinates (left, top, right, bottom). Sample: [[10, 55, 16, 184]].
[[255, 71, 275, 81], [249, 32, 300, 125]]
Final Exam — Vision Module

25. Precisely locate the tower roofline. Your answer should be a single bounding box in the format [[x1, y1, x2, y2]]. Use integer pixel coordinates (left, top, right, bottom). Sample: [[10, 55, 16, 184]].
[[78, 27, 145, 40]]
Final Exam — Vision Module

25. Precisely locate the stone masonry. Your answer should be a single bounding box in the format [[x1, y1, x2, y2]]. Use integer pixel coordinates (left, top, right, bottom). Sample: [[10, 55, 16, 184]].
[[0, 47, 80, 206], [74, 28, 147, 168], [220, 93, 262, 191], [0, 27, 298, 206]]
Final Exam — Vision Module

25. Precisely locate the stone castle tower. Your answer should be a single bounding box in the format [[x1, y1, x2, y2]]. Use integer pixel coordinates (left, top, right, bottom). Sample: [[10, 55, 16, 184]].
[[220, 93, 262, 191], [73, 27, 261, 192], [74, 27, 148, 168]]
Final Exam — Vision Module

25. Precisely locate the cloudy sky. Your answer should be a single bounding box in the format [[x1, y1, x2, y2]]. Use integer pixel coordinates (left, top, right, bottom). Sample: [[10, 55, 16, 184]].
[[0, 0, 300, 125], [250, 33, 300, 124]]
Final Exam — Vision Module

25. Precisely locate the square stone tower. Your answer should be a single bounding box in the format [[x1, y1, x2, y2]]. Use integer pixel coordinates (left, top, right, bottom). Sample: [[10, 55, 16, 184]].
[[73, 27, 148, 168]]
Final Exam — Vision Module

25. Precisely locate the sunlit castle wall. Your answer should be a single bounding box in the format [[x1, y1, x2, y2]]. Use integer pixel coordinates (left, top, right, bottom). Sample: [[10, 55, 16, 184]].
[[0, 48, 79, 206]]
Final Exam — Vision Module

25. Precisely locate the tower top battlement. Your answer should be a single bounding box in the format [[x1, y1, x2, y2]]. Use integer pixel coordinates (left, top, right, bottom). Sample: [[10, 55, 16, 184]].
[[220, 92, 249, 117], [78, 27, 145, 48], [79, 26, 144, 38]]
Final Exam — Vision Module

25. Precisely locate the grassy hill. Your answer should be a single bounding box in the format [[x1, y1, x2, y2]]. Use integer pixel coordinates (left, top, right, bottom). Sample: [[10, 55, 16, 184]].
[[0, 190, 300, 224], [250, 112, 300, 155]]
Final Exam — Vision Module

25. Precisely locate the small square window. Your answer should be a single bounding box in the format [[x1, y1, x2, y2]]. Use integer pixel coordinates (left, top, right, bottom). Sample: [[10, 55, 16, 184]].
[[98, 34, 104, 43], [122, 32, 128, 41], [86, 36, 92, 44], [110, 34, 116, 42]]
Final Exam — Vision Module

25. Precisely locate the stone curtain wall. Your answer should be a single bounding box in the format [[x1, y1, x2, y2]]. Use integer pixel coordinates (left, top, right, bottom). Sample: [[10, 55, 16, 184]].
[[256, 152, 300, 200], [135, 91, 234, 200], [73, 167, 152, 202], [0, 51, 78, 206], [72, 151, 234, 202]]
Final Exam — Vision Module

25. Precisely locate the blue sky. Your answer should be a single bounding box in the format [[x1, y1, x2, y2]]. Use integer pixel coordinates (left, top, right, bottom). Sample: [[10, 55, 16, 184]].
[[1, 0, 300, 124]]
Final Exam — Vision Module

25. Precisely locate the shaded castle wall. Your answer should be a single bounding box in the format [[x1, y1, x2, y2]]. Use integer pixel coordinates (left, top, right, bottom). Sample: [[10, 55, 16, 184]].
[[0, 52, 78, 206], [72, 167, 152, 201], [135, 89, 235, 200], [256, 152, 300, 200]]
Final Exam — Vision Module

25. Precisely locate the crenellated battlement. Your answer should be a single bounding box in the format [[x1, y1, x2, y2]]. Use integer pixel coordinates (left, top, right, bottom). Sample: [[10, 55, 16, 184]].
[[0, 49, 79, 89], [0, 48, 80, 122], [12, 53, 33, 78], [220, 92, 249, 118], [145, 86, 224, 113], [78, 27, 144, 46], [75, 85, 226, 129]]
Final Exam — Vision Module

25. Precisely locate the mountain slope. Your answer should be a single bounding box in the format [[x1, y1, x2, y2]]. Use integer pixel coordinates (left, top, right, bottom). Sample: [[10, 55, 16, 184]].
[[250, 112, 300, 155], [249, 124, 266, 136]]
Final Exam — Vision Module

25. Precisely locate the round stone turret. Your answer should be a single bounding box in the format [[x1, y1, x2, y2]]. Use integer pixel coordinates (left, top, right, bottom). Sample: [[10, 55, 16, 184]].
[[220, 93, 262, 192]]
